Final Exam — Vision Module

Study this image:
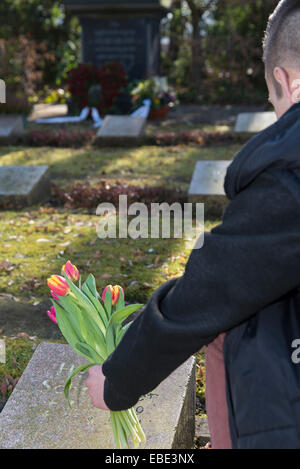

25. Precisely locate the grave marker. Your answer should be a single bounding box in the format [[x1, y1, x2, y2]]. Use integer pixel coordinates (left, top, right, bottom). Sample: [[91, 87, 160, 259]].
[[234, 112, 277, 133], [0, 165, 50, 207], [0, 115, 24, 144], [188, 161, 231, 217], [95, 115, 146, 145], [0, 342, 196, 449]]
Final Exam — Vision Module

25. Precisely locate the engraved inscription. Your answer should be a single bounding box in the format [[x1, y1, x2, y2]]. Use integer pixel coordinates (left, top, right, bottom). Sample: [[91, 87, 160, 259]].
[[81, 18, 153, 79]]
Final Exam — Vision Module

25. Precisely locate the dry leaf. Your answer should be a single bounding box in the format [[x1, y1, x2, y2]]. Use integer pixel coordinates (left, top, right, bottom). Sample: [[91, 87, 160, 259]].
[[0, 380, 8, 397], [17, 332, 29, 338]]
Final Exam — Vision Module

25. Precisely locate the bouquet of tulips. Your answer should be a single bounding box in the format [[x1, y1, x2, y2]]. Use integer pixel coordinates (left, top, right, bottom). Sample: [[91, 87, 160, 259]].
[[47, 261, 146, 449]]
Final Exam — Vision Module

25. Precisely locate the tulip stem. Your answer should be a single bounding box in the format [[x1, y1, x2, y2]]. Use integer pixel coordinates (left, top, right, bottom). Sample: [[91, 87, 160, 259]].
[[114, 412, 129, 449], [110, 411, 121, 449]]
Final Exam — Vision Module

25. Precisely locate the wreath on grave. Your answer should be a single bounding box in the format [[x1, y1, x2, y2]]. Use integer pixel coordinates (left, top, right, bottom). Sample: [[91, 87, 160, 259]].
[[67, 62, 128, 116]]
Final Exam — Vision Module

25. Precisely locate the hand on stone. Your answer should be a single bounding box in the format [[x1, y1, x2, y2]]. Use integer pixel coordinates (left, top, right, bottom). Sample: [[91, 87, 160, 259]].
[[85, 365, 109, 411]]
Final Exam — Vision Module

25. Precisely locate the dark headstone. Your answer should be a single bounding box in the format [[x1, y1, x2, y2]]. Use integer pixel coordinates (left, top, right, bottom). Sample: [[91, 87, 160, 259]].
[[65, 0, 167, 80]]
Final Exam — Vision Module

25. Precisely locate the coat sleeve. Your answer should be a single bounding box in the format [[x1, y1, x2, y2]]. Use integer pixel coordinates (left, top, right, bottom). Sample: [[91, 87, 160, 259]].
[[102, 170, 300, 410]]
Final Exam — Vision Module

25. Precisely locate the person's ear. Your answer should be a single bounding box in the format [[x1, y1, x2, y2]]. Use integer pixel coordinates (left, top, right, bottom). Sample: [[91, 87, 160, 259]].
[[274, 67, 294, 104]]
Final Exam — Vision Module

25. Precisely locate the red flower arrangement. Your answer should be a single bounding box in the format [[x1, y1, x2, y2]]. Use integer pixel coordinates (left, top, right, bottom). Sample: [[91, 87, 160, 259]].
[[67, 62, 128, 115], [98, 62, 128, 112], [67, 63, 99, 110]]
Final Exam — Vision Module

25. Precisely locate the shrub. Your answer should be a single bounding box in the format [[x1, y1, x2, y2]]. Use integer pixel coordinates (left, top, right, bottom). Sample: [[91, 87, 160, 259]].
[[24, 128, 246, 148], [0, 36, 44, 115], [26, 128, 95, 147], [148, 130, 246, 146], [52, 182, 187, 210]]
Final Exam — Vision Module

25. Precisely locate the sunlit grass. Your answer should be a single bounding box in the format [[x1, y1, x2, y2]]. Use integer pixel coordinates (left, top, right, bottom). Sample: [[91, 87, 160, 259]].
[[0, 144, 240, 190], [0, 207, 220, 304]]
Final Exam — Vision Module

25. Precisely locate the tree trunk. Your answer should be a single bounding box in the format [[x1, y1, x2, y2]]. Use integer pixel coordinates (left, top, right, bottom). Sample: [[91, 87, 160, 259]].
[[169, 0, 184, 63], [186, 0, 205, 86]]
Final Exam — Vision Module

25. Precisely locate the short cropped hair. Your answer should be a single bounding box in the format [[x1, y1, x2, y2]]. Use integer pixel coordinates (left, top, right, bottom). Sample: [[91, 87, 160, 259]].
[[263, 0, 300, 97]]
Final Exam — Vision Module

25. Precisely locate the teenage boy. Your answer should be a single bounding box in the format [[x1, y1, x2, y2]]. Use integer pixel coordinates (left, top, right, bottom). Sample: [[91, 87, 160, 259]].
[[86, 0, 300, 449]]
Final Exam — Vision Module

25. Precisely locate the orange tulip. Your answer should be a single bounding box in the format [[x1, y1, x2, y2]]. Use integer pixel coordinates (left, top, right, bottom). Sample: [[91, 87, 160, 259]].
[[62, 261, 79, 282], [102, 285, 124, 305], [47, 275, 70, 297]]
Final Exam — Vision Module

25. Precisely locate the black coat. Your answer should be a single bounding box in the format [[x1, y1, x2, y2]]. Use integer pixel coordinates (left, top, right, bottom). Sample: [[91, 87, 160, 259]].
[[103, 102, 300, 449]]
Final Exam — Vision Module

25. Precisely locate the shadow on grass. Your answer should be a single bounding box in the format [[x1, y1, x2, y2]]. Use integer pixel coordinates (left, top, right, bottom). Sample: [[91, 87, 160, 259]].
[[0, 143, 240, 190]]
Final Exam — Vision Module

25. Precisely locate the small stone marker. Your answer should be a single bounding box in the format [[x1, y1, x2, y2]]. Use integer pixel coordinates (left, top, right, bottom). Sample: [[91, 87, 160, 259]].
[[95, 115, 146, 145], [0, 165, 50, 207], [195, 416, 210, 446], [188, 161, 231, 217], [0, 115, 24, 143], [0, 342, 196, 449], [234, 112, 277, 133]]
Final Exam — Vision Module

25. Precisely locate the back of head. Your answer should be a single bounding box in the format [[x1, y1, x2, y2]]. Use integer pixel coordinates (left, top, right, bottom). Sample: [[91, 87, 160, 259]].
[[263, 0, 300, 96]]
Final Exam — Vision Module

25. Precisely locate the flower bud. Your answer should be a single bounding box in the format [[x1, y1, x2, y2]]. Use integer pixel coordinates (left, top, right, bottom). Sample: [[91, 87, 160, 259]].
[[47, 275, 70, 297], [47, 305, 57, 324], [62, 261, 79, 282], [102, 285, 124, 305]]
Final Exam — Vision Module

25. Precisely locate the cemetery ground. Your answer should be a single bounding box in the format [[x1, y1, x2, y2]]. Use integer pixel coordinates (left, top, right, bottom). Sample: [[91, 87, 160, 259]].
[[0, 120, 243, 448]]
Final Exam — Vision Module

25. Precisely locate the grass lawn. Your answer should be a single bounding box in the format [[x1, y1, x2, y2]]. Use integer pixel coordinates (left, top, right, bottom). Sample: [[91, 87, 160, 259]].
[[0, 143, 241, 190], [0, 141, 237, 302], [0, 207, 219, 304]]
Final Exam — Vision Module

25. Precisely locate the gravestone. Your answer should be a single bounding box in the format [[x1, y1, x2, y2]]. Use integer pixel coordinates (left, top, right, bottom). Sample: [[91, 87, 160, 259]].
[[188, 161, 231, 218], [0, 343, 196, 449], [234, 112, 277, 133], [0, 115, 24, 144], [64, 0, 167, 80], [0, 165, 50, 207], [95, 115, 146, 145]]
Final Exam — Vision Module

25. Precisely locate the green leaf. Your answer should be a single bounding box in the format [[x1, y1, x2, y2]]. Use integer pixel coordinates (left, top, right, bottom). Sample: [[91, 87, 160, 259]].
[[62, 273, 106, 336], [104, 287, 112, 317], [116, 321, 133, 346], [64, 363, 97, 408], [81, 275, 108, 325], [106, 324, 116, 356], [122, 321, 133, 334], [53, 300, 82, 350], [108, 304, 143, 329], [55, 296, 108, 360], [84, 274, 98, 297], [58, 295, 89, 343], [115, 288, 125, 311], [75, 342, 104, 364]]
